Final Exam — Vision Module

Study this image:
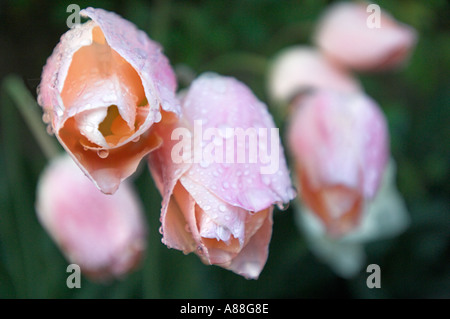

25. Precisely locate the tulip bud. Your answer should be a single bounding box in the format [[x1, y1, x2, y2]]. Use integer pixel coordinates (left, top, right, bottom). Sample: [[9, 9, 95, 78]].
[[38, 7, 180, 194], [148, 73, 296, 279], [287, 90, 389, 236], [36, 155, 147, 280], [314, 2, 417, 71], [268, 46, 361, 104]]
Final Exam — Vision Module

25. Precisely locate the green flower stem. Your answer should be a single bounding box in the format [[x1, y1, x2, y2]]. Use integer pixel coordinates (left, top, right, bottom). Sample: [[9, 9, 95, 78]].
[[2, 74, 60, 160]]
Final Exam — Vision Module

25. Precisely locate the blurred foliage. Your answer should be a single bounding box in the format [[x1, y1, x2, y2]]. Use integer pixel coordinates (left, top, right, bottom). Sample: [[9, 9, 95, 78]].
[[0, 0, 449, 298]]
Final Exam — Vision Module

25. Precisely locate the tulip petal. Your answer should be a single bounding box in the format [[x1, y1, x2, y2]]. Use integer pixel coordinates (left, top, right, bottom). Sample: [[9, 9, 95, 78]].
[[226, 208, 273, 279], [288, 90, 388, 200], [180, 73, 296, 212], [179, 175, 246, 244], [314, 2, 417, 71], [80, 7, 180, 117], [268, 46, 361, 103]]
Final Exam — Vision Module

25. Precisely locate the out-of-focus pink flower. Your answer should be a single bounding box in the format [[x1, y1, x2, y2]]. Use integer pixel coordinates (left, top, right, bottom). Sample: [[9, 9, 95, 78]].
[[38, 7, 180, 194], [268, 46, 361, 103], [148, 73, 296, 279], [36, 155, 147, 280], [287, 90, 389, 236], [314, 2, 417, 71]]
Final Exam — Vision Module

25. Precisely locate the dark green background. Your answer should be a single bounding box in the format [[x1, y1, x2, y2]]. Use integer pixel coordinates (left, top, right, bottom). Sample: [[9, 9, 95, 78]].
[[0, 0, 448, 298]]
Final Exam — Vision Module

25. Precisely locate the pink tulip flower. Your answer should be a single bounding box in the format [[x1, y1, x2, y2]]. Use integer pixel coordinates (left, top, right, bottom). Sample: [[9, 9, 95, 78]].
[[314, 2, 417, 71], [148, 73, 296, 279], [268, 46, 361, 103], [287, 90, 389, 236], [36, 155, 147, 280], [38, 7, 180, 194]]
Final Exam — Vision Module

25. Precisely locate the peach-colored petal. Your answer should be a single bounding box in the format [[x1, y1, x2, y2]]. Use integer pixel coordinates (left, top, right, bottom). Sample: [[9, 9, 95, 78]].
[[38, 7, 179, 194], [287, 90, 389, 236], [227, 208, 273, 279], [268, 46, 361, 103], [314, 2, 417, 71], [36, 155, 146, 280]]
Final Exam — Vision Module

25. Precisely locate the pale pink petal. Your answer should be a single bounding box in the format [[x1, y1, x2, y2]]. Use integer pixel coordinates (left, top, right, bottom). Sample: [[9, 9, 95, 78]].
[[287, 90, 389, 235], [180, 73, 296, 212], [314, 2, 417, 71], [268, 46, 361, 103], [288, 90, 389, 199], [36, 155, 146, 280]]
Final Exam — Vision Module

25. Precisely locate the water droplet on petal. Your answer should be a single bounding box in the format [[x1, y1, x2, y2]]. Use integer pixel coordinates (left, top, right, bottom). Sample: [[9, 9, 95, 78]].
[[200, 160, 210, 168], [154, 112, 162, 123], [97, 149, 109, 159], [287, 186, 298, 199], [196, 245, 204, 255], [42, 112, 50, 124], [276, 201, 290, 211], [219, 205, 226, 212], [46, 125, 54, 135], [132, 135, 140, 143], [184, 224, 191, 233]]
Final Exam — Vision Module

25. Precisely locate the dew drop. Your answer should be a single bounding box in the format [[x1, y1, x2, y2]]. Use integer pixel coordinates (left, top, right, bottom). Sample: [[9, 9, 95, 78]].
[[276, 201, 290, 211], [222, 182, 229, 189], [42, 112, 50, 124], [196, 245, 204, 255], [184, 224, 191, 233], [219, 205, 226, 212], [154, 112, 162, 123], [46, 125, 54, 135], [200, 160, 210, 168], [159, 226, 164, 235], [97, 149, 109, 159], [287, 186, 298, 199], [85, 125, 95, 133], [132, 135, 140, 143]]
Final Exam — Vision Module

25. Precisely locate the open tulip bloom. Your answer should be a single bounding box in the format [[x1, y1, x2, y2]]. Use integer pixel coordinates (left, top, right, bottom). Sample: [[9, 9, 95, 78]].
[[38, 7, 180, 194]]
